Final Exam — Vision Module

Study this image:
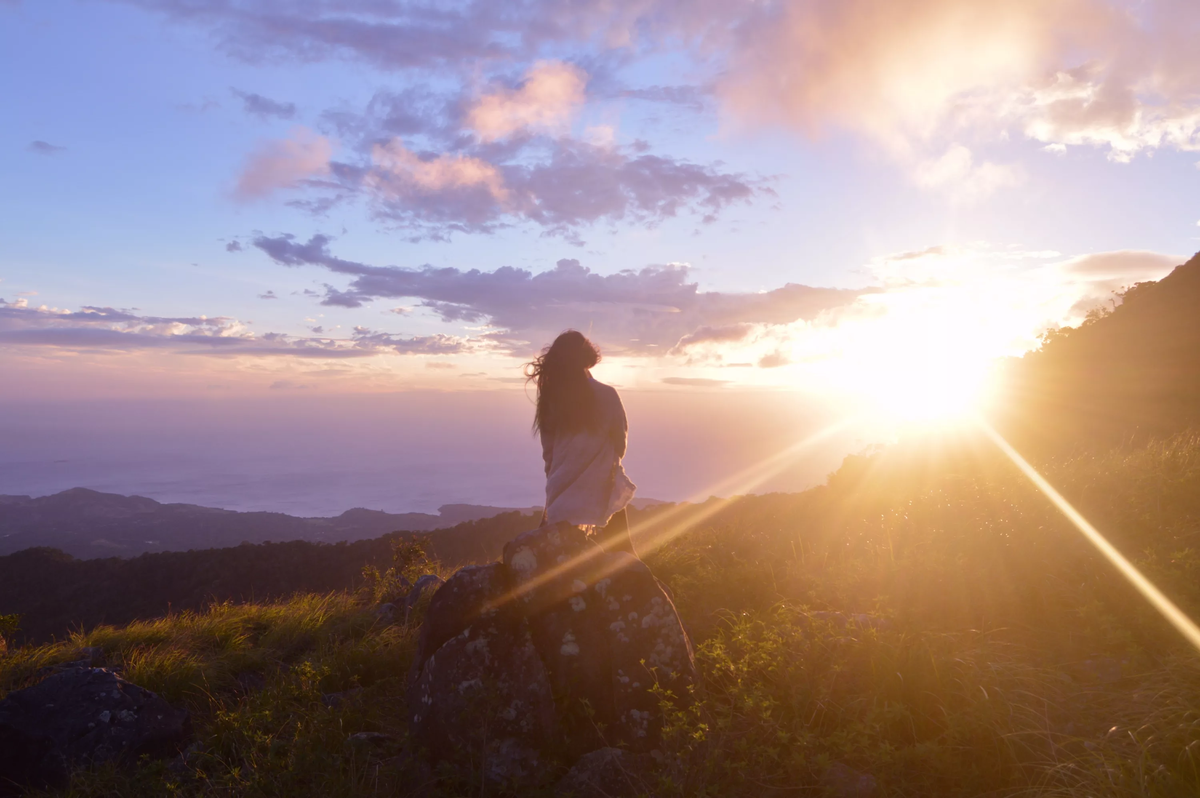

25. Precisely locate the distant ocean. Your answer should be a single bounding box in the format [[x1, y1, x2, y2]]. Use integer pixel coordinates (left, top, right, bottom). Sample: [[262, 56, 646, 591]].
[[0, 392, 869, 517], [0, 454, 545, 517]]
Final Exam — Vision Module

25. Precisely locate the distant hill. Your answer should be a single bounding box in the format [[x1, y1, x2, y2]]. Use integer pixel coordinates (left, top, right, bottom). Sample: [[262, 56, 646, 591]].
[[0, 508, 547, 644], [0, 488, 542, 559], [992, 251, 1200, 450]]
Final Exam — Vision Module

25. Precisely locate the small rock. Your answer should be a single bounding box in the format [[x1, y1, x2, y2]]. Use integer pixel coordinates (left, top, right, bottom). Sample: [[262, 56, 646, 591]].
[[404, 574, 445, 611], [373, 603, 397, 624], [553, 747, 655, 798], [821, 762, 878, 798], [0, 667, 191, 793]]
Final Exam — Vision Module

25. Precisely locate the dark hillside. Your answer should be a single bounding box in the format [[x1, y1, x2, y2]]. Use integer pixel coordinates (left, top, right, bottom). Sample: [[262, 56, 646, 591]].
[[0, 487, 539, 559], [0, 509, 540, 643], [993, 251, 1200, 450]]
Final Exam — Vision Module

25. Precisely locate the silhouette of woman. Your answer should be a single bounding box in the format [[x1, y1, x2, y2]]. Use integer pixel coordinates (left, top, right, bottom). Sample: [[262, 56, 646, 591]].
[[526, 330, 638, 557]]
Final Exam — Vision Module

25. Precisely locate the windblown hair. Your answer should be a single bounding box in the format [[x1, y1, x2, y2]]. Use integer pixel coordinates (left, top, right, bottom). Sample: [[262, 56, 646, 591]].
[[526, 330, 602, 438]]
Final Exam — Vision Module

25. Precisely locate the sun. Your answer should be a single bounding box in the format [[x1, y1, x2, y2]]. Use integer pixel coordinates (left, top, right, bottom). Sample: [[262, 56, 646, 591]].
[[818, 340, 994, 426]]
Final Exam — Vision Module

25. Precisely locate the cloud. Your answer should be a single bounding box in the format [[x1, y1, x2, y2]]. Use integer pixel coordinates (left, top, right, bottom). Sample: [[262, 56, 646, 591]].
[[225, 240, 244, 252], [253, 234, 863, 354], [617, 84, 708, 112], [668, 323, 755, 355], [109, 0, 1200, 174], [269, 379, 311, 390], [107, 0, 697, 72], [235, 127, 332, 200], [0, 296, 472, 358], [28, 140, 66, 155], [256, 115, 763, 238], [1059, 250, 1180, 279], [258, 290, 278, 299], [368, 140, 762, 239], [912, 146, 1024, 203], [717, 0, 1200, 171], [757, 350, 791, 369], [468, 60, 587, 141], [232, 88, 297, 121], [365, 138, 511, 224]]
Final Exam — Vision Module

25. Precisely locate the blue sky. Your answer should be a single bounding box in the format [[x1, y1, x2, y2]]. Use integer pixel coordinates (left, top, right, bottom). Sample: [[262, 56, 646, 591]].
[[1, 0, 1199, 508]]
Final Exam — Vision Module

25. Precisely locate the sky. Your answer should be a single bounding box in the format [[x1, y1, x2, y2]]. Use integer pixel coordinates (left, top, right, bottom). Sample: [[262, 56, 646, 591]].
[[2, 0, 1199, 513]]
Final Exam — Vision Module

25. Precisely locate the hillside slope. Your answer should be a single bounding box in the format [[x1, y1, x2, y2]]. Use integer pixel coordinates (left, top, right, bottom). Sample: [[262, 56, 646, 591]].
[[0, 488, 539, 558], [0, 509, 540, 643], [994, 250, 1200, 449]]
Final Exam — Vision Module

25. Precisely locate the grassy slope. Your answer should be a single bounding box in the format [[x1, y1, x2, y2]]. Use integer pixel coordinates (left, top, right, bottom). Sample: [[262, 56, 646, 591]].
[[3, 432, 1200, 797]]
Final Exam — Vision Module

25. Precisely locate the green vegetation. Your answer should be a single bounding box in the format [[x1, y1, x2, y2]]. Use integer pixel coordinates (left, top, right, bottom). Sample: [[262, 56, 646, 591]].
[[4, 430, 1200, 796]]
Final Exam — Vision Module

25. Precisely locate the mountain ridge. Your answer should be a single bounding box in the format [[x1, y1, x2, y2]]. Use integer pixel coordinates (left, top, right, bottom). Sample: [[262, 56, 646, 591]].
[[0, 487, 542, 559]]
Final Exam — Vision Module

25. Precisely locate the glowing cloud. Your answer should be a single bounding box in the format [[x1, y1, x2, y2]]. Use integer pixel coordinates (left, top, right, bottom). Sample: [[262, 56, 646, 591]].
[[235, 127, 332, 199], [367, 139, 510, 204], [467, 60, 588, 141]]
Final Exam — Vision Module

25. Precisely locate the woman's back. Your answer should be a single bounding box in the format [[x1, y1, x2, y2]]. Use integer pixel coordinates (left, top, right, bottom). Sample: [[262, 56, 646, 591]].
[[526, 332, 636, 530], [542, 375, 635, 527]]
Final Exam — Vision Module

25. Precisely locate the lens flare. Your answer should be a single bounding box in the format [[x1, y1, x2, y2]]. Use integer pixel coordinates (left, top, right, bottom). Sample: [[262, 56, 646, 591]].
[[979, 419, 1200, 655], [485, 418, 854, 612]]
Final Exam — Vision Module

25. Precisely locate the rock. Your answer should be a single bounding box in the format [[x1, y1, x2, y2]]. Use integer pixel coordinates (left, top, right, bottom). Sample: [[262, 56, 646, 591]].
[[503, 522, 597, 613], [0, 667, 191, 794], [346, 731, 395, 749], [407, 563, 509, 686], [821, 762, 879, 798], [373, 603, 397, 625], [504, 524, 695, 752], [591, 552, 696, 749], [553, 747, 655, 797], [404, 574, 445, 613], [409, 523, 697, 784], [407, 621, 557, 785]]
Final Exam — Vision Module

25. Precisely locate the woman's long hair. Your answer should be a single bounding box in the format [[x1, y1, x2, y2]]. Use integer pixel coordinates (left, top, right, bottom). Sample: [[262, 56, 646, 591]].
[[526, 330, 601, 437]]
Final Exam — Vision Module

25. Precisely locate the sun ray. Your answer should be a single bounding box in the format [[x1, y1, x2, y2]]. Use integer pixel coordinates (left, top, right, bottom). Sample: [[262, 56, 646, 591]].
[[978, 418, 1200, 655], [485, 417, 856, 613]]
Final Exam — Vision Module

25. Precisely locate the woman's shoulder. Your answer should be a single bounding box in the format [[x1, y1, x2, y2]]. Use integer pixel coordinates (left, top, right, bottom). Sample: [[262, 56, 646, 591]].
[[588, 374, 620, 398]]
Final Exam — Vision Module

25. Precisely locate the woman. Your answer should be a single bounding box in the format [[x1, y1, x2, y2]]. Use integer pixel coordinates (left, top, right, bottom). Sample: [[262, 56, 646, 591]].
[[526, 330, 638, 557]]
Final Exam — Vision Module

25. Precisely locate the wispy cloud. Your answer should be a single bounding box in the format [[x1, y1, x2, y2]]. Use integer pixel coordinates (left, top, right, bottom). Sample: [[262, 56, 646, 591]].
[[467, 60, 587, 141], [252, 233, 863, 354], [28, 140, 66, 155], [235, 127, 332, 200], [0, 296, 471, 358], [232, 88, 297, 121]]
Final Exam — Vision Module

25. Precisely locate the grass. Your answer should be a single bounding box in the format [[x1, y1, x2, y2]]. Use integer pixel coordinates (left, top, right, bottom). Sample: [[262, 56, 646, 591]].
[[3, 430, 1200, 796]]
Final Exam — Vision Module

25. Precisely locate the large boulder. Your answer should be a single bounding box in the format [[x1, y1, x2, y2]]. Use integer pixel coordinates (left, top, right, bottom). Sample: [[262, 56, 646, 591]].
[[589, 552, 696, 749], [407, 563, 508, 686], [407, 620, 557, 785], [409, 522, 696, 786], [0, 667, 191, 794]]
